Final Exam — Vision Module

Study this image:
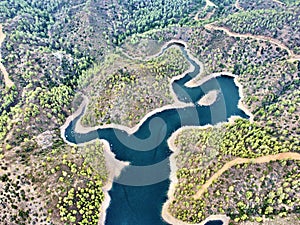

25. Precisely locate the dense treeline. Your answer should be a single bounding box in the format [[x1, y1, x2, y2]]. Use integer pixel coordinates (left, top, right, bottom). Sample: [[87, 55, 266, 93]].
[[106, 0, 205, 45], [53, 141, 107, 224], [27, 138, 107, 224], [0, 85, 17, 114], [209, 0, 238, 18], [0, 0, 101, 143]]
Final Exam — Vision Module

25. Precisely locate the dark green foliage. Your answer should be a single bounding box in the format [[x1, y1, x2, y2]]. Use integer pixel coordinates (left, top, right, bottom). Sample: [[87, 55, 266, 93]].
[[0, 0, 101, 143], [0, 0, 300, 224], [107, 0, 205, 44]]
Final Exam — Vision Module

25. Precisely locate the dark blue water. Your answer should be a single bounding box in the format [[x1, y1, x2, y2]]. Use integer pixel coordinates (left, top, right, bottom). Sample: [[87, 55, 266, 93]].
[[64, 43, 247, 225], [205, 221, 223, 225]]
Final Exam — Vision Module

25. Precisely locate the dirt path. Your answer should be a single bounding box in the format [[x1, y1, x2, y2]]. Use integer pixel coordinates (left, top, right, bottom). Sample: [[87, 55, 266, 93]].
[[195, 10, 215, 21], [234, 0, 285, 11], [194, 0, 217, 21], [204, 23, 300, 61], [234, 0, 244, 10], [193, 152, 300, 199], [205, 0, 217, 7], [0, 24, 14, 88], [272, 0, 285, 5]]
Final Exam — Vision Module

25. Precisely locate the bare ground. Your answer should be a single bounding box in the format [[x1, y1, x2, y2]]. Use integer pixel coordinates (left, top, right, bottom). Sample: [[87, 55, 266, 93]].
[[193, 152, 300, 199]]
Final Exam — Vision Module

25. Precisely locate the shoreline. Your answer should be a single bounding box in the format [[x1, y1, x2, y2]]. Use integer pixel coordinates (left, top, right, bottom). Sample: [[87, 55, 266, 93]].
[[60, 39, 254, 225], [197, 90, 219, 106], [161, 74, 253, 225], [60, 95, 130, 225], [61, 71, 254, 144], [162, 124, 232, 225], [98, 140, 130, 225], [161, 71, 253, 225], [186, 71, 254, 123], [120, 39, 208, 86], [61, 39, 210, 138]]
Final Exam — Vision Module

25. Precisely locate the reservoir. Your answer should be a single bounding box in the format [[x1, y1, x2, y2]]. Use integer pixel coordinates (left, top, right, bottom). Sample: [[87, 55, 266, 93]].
[[63, 42, 248, 225]]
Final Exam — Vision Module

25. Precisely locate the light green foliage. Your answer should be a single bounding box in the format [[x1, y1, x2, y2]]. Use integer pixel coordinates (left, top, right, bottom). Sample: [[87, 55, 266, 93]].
[[1, 0, 300, 224], [38, 141, 108, 224], [170, 119, 300, 223], [57, 180, 104, 225]]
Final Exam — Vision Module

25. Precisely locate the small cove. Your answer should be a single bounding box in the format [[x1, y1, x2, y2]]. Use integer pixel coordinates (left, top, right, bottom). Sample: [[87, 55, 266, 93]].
[[63, 42, 249, 225]]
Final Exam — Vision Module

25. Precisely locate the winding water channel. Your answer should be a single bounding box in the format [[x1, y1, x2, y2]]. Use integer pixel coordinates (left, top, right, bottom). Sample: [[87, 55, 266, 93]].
[[63, 42, 249, 225]]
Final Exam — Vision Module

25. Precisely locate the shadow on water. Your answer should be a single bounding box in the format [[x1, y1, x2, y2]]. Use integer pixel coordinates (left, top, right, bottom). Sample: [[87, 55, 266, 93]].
[[64, 42, 249, 225]]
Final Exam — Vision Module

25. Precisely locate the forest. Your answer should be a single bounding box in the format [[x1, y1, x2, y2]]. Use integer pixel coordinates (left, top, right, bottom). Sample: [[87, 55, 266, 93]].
[[0, 0, 299, 224], [106, 0, 205, 44]]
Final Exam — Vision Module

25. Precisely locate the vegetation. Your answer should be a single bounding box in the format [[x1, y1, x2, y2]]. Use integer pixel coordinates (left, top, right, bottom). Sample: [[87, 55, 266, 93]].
[[1, 127, 108, 224], [0, 163, 48, 224], [106, 0, 205, 45], [204, 159, 300, 223], [169, 119, 300, 223], [218, 5, 300, 54], [81, 47, 189, 127], [0, 0, 107, 144], [37, 137, 107, 224], [57, 180, 104, 224], [238, 0, 285, 11], [186, 25, 299, 136], [0, 0, 299, 224]]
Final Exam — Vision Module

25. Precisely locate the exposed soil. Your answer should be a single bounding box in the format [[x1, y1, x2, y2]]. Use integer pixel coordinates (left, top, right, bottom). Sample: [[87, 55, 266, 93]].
[[193, 152, 300, 199]]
